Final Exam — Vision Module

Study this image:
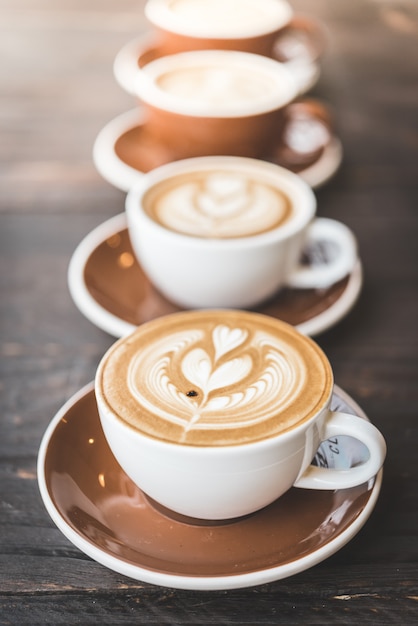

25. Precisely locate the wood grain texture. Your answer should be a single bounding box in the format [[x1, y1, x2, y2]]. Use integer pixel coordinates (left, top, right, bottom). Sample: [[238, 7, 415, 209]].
[[1, 0, 417, 623]]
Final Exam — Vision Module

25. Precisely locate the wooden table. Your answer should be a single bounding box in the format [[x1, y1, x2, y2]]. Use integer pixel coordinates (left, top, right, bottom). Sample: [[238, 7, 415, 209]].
[[1, 0, 417, 623]]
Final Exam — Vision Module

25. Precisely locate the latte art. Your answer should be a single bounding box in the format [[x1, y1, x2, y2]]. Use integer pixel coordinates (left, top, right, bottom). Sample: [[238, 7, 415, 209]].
[[127, 325, 306, 442], [98, 311, 332, 446], [143, 171, 292, 238]]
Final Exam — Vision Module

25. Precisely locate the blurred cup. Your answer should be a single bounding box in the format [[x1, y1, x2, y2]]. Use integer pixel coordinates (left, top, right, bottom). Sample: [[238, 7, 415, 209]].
[[133, 49, 300, 159], [114, 11, 325, 98], [145, 0, 310, 59]]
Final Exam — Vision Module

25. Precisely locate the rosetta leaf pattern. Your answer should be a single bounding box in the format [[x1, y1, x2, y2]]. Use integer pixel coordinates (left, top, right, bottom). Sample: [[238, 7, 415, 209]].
[[127, 323, 306, 442], [180, 326, 251, 413]]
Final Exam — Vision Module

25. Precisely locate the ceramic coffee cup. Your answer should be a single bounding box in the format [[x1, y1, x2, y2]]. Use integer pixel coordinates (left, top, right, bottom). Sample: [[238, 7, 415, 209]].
[[95, 310, 387, 520], [132, 49, 300, 159], [144, 0, 322, 60], [114, 15, 325, 99], [125, 156, 358, 309]]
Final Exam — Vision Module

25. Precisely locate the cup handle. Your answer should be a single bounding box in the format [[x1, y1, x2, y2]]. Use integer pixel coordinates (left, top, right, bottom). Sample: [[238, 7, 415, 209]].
[[294, 411, 387, 490], [285, 217, 358, 290], [273, 98, 335, 171], [273, 14, 326, 66]]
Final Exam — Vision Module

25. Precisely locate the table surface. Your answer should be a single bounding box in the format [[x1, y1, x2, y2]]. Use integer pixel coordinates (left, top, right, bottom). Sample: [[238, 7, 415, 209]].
[[1, 0, 417, 624]]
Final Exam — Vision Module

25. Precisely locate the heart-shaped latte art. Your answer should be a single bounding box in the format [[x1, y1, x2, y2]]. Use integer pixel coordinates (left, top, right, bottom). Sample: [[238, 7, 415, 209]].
[[196, 174, 249, 218], [121, 319, 323, 445], [205, 173, 247, 198], [182, 346, 252, 396], [213, 325, 248, 361]]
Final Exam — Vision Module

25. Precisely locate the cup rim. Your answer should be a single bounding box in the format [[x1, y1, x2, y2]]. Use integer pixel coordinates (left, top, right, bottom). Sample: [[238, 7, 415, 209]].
[[144, 0, 294, 40], [133, 49, 299, 117], [97, 383, 335, 455], [125, 155, 317, 246]]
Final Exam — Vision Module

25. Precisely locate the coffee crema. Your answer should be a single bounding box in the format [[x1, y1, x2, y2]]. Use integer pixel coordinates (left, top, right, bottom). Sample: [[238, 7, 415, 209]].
[[142, 170, 293, 238], [146, 0, 292, 38], [97, 311, 333, 446]]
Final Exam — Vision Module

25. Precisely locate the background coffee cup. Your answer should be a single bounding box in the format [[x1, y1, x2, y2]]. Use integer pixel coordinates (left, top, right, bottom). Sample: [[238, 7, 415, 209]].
[[95, 310, 386, 520], [144, 0, 324, 61], [114, 16, 325, 99], [132, 49, 300, 159], [125, 156, 358, 309]]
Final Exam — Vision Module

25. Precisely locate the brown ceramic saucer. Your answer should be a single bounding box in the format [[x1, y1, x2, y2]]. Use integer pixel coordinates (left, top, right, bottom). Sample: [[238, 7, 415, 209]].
[[37, 382, 382, 590], [67, 213, 362, 338], [93, 104, 343, 193]]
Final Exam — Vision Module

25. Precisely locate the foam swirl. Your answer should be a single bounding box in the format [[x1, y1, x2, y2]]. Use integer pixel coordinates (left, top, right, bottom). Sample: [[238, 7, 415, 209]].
[[127, 324, 308, 443], [99, 313, 333, 445], [144, 171, 292, 238]]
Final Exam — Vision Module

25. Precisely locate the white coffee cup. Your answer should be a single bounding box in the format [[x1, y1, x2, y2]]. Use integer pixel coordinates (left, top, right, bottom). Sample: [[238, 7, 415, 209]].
[[95, 310, 386, 520], [125, 156, 358, 309]]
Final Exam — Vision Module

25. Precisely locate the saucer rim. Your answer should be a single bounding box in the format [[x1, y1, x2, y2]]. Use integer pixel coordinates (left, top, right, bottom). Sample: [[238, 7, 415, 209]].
[[92, 107, 343, 193], [37, 381, 382, 591], [113, 34, 321, 99], [67, 212, 363, 339]]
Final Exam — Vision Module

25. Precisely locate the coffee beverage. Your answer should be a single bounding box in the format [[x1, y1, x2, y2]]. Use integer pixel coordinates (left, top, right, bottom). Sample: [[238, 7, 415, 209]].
[[96, 310, 333, 447], [137, 50, 296, 117], [155, 63, 281, 112], [145, 0, 293, 39], [142, 169, 293, 238]]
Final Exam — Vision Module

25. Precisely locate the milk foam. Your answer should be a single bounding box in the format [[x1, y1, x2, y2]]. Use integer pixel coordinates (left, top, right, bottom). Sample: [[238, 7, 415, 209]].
[[147, 0, 292, 37], [144, 170, 293, 238], [140, 51, 296, 116], [156, 64, 281, 110], [127, 325, 305, 442], [99, 312, 332, 446]]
